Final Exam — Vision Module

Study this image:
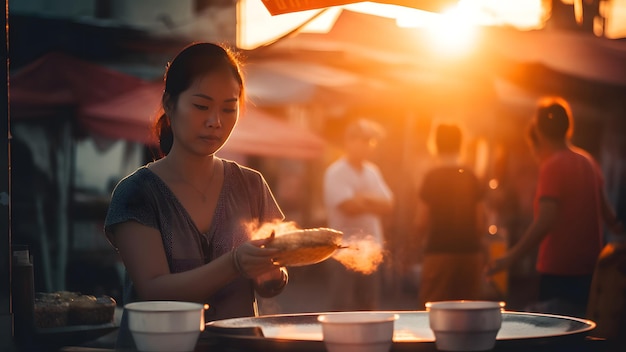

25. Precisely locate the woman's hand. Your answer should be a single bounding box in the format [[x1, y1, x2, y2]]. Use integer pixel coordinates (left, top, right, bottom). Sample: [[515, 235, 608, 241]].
[[232, 235, 280, 279], [232, 231, 289, 297]]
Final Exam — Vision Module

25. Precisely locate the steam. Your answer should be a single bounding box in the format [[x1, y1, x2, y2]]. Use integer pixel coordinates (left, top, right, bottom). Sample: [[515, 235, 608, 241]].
[[244, 220, 299, 240], [332, 233, 385, 275]]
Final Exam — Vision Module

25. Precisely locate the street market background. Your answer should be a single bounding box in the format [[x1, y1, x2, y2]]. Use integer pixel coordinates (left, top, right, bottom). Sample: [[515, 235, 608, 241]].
[[2, 1, 626, 348]]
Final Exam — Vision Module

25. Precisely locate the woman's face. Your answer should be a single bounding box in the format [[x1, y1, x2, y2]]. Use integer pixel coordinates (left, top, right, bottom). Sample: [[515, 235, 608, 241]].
[[168, 68, 241, 157]]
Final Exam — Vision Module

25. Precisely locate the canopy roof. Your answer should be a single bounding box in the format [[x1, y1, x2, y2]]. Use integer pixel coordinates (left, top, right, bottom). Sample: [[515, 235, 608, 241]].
[[10, 52, 144, 117]]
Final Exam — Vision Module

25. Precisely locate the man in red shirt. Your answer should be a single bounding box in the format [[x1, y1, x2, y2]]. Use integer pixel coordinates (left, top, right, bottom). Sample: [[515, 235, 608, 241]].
[[487, 96, 622, 317]]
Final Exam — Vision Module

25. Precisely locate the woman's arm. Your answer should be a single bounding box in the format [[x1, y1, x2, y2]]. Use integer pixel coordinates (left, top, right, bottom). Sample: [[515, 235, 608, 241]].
[[112, 220, 279, 302]]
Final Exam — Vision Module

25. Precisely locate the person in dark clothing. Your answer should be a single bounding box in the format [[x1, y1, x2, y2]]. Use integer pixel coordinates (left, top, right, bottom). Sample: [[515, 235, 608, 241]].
[[416, 123, 487, 308]]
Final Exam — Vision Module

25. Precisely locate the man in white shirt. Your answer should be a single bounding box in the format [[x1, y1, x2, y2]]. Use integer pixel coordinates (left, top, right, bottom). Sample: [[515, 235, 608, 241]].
[[323, 118, 394, 310]]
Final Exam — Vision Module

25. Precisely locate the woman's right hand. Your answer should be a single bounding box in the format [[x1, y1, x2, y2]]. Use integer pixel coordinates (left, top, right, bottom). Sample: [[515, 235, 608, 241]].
[[232, 239, 280, 279]]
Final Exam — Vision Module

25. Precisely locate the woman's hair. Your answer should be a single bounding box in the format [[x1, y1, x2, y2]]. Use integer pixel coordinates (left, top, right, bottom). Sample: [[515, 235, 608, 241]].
[[534, 96, 573, 142], [153, 42, 245, 156]]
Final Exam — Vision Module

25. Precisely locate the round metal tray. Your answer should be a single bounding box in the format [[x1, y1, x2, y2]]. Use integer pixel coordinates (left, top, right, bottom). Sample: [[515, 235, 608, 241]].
[[203, 310, 597, 352]]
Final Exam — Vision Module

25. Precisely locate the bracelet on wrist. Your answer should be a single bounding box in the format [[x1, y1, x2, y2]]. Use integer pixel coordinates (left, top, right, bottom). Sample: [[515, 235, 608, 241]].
[[231, 247, 249, 278]]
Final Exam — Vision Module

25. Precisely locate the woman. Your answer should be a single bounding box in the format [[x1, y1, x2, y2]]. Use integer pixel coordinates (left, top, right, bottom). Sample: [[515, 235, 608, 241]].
[[104, 42, 288, 348]]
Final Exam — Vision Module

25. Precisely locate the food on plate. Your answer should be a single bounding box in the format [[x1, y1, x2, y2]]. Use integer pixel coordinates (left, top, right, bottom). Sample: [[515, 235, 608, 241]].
[[265, 228, 343, 266], [67, 294, 117, 325], [34, 291, 116, 328], [34, 293, 70, 328]]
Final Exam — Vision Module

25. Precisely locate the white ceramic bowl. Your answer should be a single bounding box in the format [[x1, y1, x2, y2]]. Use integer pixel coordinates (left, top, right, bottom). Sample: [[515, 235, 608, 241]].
[[426, 300, 505, 351], [317, 312, 398, 352], [125, 301, 206, 352]]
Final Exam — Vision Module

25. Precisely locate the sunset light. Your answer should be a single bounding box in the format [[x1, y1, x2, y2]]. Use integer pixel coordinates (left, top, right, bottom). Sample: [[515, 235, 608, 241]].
[[10, 1, 626, 339], [424, 7, 479, 55], [238, 0, 546, 49], [347, 0, 544, 29]]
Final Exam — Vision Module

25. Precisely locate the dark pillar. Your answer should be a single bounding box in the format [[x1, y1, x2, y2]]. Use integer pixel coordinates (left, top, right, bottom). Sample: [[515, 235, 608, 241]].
[[1, 0, 16, 350]]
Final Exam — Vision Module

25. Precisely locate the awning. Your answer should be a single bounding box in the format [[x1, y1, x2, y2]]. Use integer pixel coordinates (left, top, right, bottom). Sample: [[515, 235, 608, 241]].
[[481, 27, 626, 87], [76, 82, 161, 146], [10, 52, 145, 120]]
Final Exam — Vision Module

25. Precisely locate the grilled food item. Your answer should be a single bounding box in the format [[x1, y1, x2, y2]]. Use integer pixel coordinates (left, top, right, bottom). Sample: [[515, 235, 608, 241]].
[[265, 228, 343, 266], [34, 291, 116, 328], [67, 294, 116, 325], [34, 293, 70, 328]]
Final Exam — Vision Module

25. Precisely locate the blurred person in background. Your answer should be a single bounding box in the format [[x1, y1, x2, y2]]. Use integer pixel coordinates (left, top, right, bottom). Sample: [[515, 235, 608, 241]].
[[415, 123, 488, 308], [323, 118, 394, 310], [487, 96, 623, 317], [104, 42, 288, 349]]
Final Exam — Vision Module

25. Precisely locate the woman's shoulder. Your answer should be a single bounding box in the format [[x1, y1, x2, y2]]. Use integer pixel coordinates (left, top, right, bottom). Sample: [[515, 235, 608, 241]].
[[222, 159, 266, 190], [111, 166, 155, 194], [115, 165, 151, 184], [223, 159, 263, 178]]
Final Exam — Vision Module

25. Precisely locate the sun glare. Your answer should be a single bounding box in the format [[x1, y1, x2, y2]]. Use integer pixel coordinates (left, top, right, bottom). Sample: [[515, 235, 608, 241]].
[[425, 7, 478, 55], [343, 1, 544, 56], [348, 0, 543, 29]]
